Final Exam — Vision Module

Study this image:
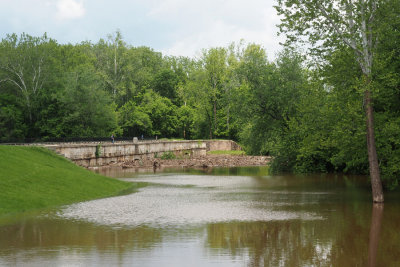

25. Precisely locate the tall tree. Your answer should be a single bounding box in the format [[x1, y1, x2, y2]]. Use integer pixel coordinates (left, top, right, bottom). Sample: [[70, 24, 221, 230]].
[[275, 0, 385, 202], [202, 47, 228, 138], [94, 30, 129, 104], [58, 65, 118, 137], [0, 33, 55, 125], [153, 68, 180, 104], [176, 105, 195, 139]]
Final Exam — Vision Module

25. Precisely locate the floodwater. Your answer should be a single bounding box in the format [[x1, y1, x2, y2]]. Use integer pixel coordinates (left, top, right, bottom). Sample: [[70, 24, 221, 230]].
[[1, 167, 400, 266]]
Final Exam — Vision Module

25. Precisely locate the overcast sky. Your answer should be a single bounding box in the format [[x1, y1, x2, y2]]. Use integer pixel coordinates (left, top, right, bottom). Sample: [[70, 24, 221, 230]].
[[0, 0, 284, 59]]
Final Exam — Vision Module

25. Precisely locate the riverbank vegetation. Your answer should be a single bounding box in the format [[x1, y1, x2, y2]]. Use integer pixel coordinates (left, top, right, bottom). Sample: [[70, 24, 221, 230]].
[[0, 1, 399, 189], [0, 146, 134, 216], [207, 150, 246, 156]]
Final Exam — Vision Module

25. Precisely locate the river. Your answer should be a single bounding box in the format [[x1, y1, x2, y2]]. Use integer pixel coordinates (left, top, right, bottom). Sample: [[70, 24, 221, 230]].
[[0, 166, 399, 266]]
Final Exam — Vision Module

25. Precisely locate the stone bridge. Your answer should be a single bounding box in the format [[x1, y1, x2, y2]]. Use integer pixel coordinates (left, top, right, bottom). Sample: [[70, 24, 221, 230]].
[[43, 140, 241, 167]]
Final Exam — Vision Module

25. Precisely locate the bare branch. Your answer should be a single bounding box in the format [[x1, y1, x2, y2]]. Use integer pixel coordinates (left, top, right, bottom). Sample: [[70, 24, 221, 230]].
[[316, 2, 364, 57], [369, 0, 378, 24], [368, 0, 379, 53], [0, 78, 10, 84], [32, 68, 37, 91], [1, 64, 27, 92], [33, 57, 43, 94], [0, 77, 25, 92], [360, 0, 372, 74], [345, 0, 358, 50]]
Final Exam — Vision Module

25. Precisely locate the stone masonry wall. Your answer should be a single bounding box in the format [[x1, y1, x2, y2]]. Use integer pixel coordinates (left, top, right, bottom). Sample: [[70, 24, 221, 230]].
[[44, 140, 241, 167], [45, 140, 207, 167], [205, 140, 242, 152]]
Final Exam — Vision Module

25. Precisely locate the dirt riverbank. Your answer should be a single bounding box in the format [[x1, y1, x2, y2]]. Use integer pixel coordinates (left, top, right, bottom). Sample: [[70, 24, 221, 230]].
[[110, 154, 271, 169]]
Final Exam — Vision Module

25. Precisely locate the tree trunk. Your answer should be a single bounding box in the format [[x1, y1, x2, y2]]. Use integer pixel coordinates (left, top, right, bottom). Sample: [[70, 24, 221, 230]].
[[364, 88, 384, 203], [213, 100, 217, 137], [205, 108, 213, 139], [227, 106, 230, 136], [25, 96, 33, 123]]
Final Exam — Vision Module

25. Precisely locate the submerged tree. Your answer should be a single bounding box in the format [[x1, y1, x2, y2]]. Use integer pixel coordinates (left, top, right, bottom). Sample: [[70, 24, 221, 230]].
[[275, 0, 385, 202]]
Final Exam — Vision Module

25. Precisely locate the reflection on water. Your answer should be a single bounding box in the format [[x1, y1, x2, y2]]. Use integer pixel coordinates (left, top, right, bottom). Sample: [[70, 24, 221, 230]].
[[94, 165, 271, 178], [60, 175, 323, 227], [368, 204, 384, 267], [1, 167, 400, 266]]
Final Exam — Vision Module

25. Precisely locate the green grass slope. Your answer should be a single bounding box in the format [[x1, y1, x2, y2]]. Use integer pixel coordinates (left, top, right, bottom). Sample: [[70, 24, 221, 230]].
[[0, 146, 133, 216]]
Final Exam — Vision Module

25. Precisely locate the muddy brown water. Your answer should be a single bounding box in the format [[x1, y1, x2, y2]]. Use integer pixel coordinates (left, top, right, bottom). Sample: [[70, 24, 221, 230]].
[[1, 166, 400, 266]]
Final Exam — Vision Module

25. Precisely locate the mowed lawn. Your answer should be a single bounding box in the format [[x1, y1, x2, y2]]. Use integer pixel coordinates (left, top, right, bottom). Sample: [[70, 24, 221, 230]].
[[0, 145, 134, 216]]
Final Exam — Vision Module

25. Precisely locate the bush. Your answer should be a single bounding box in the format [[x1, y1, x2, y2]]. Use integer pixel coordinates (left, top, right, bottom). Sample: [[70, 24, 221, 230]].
[[160, 151, 176, 160]]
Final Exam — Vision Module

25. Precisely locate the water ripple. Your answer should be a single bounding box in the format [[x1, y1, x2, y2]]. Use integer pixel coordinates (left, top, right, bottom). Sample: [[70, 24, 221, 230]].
[[59, 175, 324, 227]]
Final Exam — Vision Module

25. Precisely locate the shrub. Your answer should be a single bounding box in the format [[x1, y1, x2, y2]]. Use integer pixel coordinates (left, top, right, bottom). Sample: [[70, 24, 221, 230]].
[[160, 151, 176, 160]]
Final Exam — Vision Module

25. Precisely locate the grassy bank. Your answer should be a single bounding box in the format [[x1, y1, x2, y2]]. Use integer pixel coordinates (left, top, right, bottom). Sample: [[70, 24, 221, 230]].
[[0, 146, 135, 217], [207, 150, 246, 156]]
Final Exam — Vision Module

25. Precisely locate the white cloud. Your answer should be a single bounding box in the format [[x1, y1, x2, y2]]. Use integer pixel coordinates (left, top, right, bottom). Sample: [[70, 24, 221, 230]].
[[56, 0, 85, 21], [0, 0, 284, 59], [154, 0, 284, 59]]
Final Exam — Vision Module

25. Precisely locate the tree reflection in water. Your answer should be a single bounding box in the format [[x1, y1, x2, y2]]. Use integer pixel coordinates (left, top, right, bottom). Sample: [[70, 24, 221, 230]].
[[1, 170, 400, 266], [206, 221, 335, 266], [203, 203, 393, 266], [368, 204, 383, 267], [0, 216, 163, 254]]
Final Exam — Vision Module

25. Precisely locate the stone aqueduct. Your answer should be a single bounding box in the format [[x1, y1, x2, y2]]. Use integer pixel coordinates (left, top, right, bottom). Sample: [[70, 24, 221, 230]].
[[43, 140, 241, 167]]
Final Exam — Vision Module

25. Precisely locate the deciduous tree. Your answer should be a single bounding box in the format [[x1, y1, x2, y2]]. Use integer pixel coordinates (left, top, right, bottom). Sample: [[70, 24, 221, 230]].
[[275, 0, 385, 202]]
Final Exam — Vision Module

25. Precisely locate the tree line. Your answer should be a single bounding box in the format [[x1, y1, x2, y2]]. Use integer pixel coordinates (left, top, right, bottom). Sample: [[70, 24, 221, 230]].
[[1, 0, 399, 191], [0, 32, 304, 143]]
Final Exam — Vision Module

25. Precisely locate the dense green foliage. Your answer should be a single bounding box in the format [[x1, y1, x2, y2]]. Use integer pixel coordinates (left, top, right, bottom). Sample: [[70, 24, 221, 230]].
[[1, 0, 399, 190], [270, 0, 400, 190], [0, 31, 301, 142], [0, 146, 134, 216]]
